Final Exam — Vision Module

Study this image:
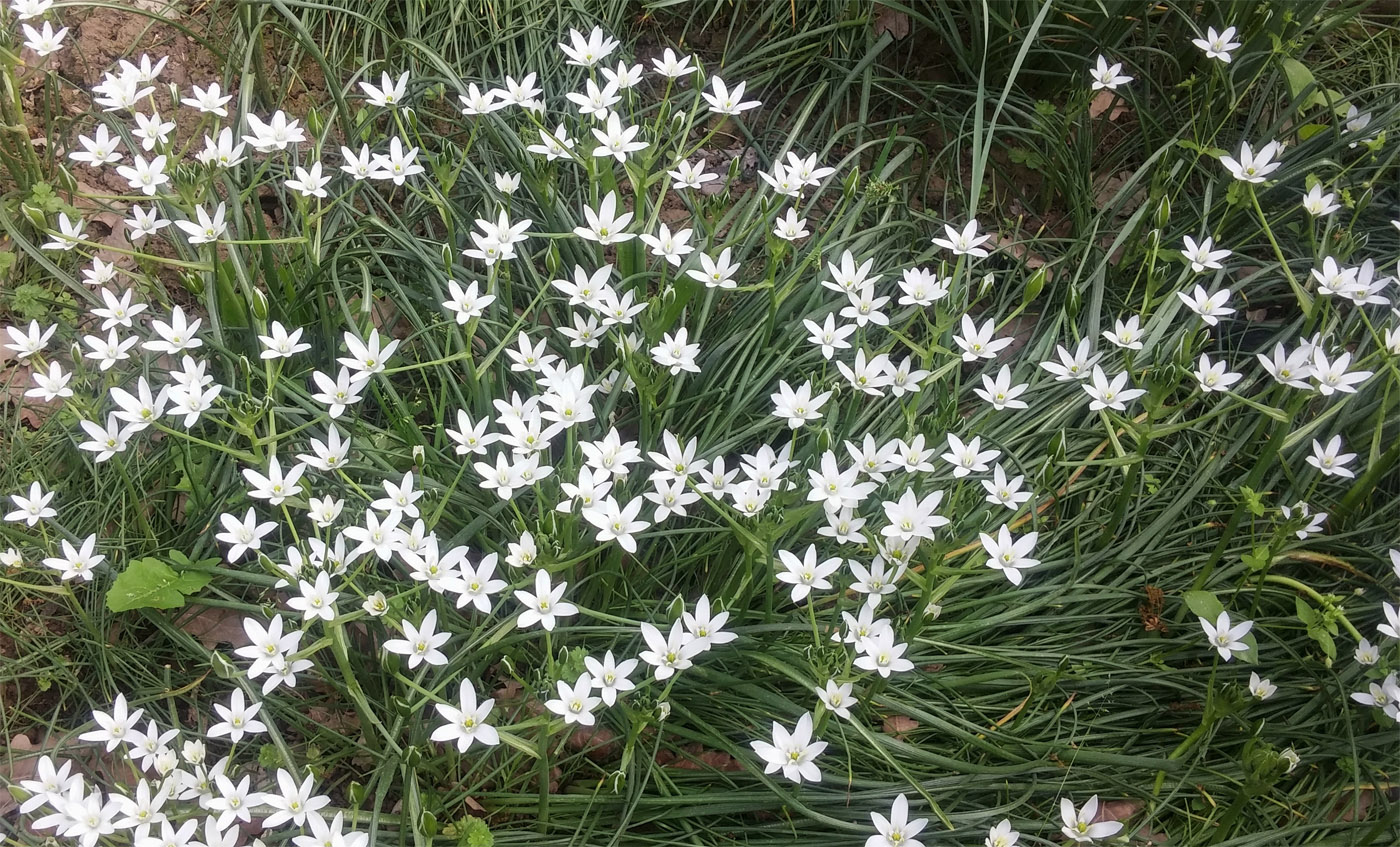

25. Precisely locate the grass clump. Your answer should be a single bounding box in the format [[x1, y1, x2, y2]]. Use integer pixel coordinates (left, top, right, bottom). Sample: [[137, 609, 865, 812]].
[[0, 1, 1398, 846]]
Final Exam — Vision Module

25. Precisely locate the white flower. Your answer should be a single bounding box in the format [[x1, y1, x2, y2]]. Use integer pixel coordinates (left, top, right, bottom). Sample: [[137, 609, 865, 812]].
[[371, 136, 425, 184], [384, 609, 451, 668], [181, 81, 233, 115], [1192, 26, 1241, 62], [174, 203, 228, 245], [458, 83, 504, 115], [41, 212, 85, 250], [771, 379, 830, 428], [981, 464, 1031, 510], [143, 306, 203, 355], [815, 679, 855, 720], [590, 111, 648, 162], [493, 171, 521, 194], [287, 572, 339, 622], [514, 569, 578, 631], [125, 204, 169, 240], [4, 320, 56, 359], [242, 110, 306, 152], [559, 26, 619, 67], [339, 327, 399, 375], [666, 158, 716, 192], [1060, 795, 1123, 843], [574, 191, 634, 244], [258, 321, 312, 359], [1311, 349, 1370, 396], [69, 124, 123, 166], [650, 327, 701, 374], [1194, 354, 1241, 393], [1103, 315, 1144, 350], [773, 207, 810, 240], [78, 692, 143, 751], [431, 679, 500, 752], [42, 534, 105, 582], [21, 20, 68, 56], [285, 161, 331, 198], [980, 525, 1040, 585], [545, 673, 602, 725], [1082, 366, 1146, 412], [651, 48, 697, 78], [1248, 672, 1277, 700], [973, 365, 1029, 410], [208, 689, 267, 743], [1089, 55, 1132, 90], [359, 70, 409, 107], [854, 629, 914, 677], [197, 127, 247, 168], [26, 361, 72, 402], [953, 314, 1012, 361], [10, 0, 55, 21], [639, 223, 694, 266], [442, 279, 496, 324], [114, 152, 169, 195], [584, 651, 638, 705], [638, 620, 700, 680], [1181, 235, 1231, 273], [1256, 342, 1313, 389], [1220, 140, 1281, 183], [932, 219, 992, 257], [985, 819, 1021, 847], [686, 248, 741, 289], [776, 545, 843, 603], [566, 78, 620, 118], [703, 76, 761, 115], [1199, 610, 1253, 661], [867, 794, 927, 847], [1176, 284, 1235, 326], [526, 123, 574, 160], [1302, 183, 1339, 216], [749, 712, 825, 783], [1306, 435, 1355, 478]]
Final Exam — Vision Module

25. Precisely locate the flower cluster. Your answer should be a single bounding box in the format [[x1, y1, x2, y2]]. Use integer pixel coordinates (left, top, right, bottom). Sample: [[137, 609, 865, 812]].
[[3, 5, 1398, 846]]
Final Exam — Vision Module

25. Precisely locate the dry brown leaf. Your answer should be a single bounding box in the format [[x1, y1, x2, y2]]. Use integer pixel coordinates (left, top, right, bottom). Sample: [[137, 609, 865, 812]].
[[180, 604, 250, 649], [882, 715, 919, 740], [1, 734, 41, 816], [566, 725, 619, 760], [1088, 91, 1131, 121], [873, 4, 911, 39]]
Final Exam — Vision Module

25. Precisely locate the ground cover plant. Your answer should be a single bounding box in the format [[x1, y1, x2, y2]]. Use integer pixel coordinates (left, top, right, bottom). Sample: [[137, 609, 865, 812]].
[[1, 0, 1399, 845]]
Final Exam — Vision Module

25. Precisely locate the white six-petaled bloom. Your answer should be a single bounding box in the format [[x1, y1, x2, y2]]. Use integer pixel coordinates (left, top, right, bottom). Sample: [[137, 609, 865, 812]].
[[867, 795, 927, 847], [1060, 795, 1124, 843], [1192, 25, 1242, 63], [1089, 55, 1132, 90], [384, 609, 451, 668], [1199, 610, 1253, 661], [749, 712, 825, 784], [431, 679, 500, 752]]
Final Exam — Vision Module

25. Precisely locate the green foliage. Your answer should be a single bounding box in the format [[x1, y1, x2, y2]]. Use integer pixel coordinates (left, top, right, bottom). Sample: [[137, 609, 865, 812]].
[[105, 556, 213, 612], [0, 1, 1397, 846]]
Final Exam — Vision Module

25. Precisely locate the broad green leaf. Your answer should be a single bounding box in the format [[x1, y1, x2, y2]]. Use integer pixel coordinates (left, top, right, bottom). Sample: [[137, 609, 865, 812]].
[[1279, 57, 1315, 101], [1183, 590, 1224, 622], [106, 557, 212, 612]]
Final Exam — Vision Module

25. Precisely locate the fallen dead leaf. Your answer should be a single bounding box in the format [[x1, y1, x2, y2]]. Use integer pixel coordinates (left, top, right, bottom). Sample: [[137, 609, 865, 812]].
[[1088, 90, 1131, 121], [655, 742, 742, 772], [882, 715, 919, 740], [1, 734, 42, 816], [566, 725, 619, 761], [180, 604, 250, 649], [873, 4, 910, 39]]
